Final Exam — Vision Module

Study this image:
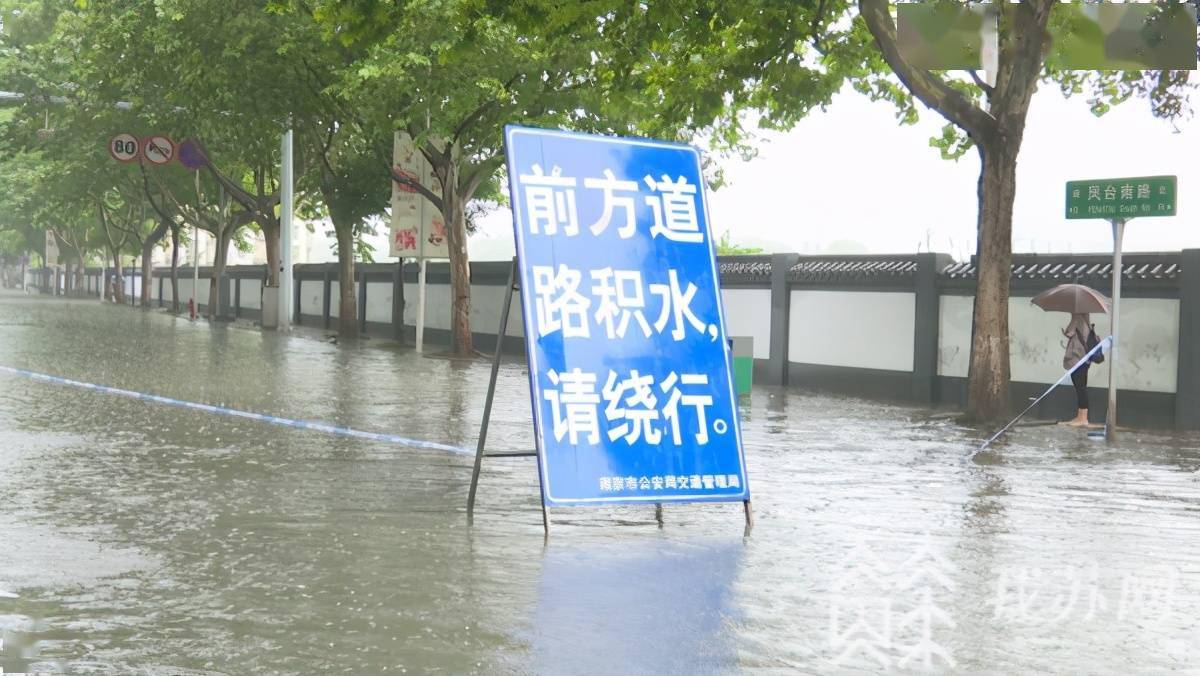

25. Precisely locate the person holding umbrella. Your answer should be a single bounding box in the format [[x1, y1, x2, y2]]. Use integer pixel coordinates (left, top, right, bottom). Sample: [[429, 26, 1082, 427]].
[[1031, 283, 1110, 428], [1060, 311, 1095, 426]]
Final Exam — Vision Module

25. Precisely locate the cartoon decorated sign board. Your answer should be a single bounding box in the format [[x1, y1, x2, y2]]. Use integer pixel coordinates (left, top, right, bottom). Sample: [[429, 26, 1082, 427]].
[[44, 230, 59, 267], [389, 131, 447, 259], [390, 131, 449, 353], [502, 126, 750, 508]]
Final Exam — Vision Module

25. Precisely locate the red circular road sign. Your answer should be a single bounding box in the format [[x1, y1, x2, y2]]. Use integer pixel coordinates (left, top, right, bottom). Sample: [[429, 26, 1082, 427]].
[[142, 135, 176, 165], [109, 133, 140, 163]]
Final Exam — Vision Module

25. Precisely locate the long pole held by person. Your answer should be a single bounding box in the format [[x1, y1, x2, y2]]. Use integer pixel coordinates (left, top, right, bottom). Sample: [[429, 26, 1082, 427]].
[[1106, 218, 1125, 440]]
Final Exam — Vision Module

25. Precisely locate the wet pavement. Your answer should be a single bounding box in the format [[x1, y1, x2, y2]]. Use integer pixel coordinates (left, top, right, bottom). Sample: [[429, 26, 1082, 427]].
[[1, 290, 1199, 674]]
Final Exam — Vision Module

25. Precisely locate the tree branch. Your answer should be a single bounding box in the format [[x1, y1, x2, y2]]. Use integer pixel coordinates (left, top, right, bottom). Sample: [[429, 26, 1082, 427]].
[[389, 165, 444, 213], [968, 69, 994, 96], [452, 73, 521, 144], [97, 201, 123, 254], [149, 168, 221, 233], [192, 139, 265, 213], [140, 161, 180, 227], [320, 121, 338, 181], [461, 153, 504, 203], [858, 0, 995, 139]]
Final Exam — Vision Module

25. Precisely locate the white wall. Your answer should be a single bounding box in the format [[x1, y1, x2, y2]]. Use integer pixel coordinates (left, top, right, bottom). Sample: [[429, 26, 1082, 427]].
[[721, 288, 771, 359], [403, 280, 449, 330], [365, 281, 392, 323], [274, 277, 518, 338], [167, 276, 209, 305], [472, 282, 525, 338], [240, 278, 262, 310], [938, 295, 1179, 393], [788, 290, 916, 371], [122, 275, 141, 299], [299, 279, 322, 316], [401, 281, 525, 337]]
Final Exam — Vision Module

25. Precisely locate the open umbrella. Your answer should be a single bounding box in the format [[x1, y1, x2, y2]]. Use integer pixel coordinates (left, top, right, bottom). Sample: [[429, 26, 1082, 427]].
[[1031, 283, 1110, 314]]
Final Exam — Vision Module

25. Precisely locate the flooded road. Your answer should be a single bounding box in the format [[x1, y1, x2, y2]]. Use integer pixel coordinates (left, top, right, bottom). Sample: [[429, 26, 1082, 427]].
[[1, 291, 1199, 674]]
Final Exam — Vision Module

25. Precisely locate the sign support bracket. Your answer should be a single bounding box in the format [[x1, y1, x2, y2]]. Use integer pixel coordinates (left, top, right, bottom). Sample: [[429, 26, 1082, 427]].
[[467, 257, 550, 535]]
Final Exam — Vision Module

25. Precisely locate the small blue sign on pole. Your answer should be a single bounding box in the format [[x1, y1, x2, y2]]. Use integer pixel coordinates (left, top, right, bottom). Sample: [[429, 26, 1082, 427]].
[[504, 125, 750, 507]]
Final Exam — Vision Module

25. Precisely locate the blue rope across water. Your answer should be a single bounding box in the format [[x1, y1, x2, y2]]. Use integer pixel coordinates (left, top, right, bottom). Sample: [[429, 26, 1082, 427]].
[[0, 364, 472, 455]]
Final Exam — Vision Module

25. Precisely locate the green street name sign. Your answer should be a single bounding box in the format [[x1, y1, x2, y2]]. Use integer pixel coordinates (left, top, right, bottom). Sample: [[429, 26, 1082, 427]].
[[1066, 175, 1176, 219]]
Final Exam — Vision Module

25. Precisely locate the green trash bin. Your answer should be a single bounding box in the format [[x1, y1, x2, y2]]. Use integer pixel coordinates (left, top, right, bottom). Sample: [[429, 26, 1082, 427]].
[[730, 336, 754, 395]]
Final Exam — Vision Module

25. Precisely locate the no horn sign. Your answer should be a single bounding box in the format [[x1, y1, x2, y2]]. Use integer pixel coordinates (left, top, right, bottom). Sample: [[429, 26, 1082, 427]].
[[143, 135, 176, 165]]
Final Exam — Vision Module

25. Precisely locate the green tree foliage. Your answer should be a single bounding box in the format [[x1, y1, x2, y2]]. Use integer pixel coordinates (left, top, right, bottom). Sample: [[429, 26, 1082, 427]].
[[3, 0, 1190, 395], [715, 231, 764, 256], [278, 0, 603, 353], [277, 0, 858, 353], [852, 0, 1192, 420]]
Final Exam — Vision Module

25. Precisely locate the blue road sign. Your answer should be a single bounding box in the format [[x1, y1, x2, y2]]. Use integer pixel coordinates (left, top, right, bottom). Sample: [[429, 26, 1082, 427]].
[[504, 125, 750, 507]]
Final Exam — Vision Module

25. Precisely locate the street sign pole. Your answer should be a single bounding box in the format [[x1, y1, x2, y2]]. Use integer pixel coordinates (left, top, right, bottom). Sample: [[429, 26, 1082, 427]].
[[1065, 175, 1177, 441], [191, 225, 200, 318], [279, 127, 294, 331], [416, 258, 427, 352], [191, 170, 201, 317], [1106, 218, 1125, 440]]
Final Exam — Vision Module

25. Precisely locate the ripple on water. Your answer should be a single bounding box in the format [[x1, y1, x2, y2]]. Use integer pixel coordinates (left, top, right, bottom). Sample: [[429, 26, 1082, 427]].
[[0, 293, 1199, 673]]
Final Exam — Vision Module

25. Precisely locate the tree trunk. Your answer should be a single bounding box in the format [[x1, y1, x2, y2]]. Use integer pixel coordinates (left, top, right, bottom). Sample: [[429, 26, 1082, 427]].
[[334, 222, 359, 339], [262, 218, 281, 288], [207, 227, 234, 320], [169, 225, 181, 314], [140, 218, 170, 307], [442, 177, 473, 356], [965, 143, 1018, 422], [110, 252, 125, 304]]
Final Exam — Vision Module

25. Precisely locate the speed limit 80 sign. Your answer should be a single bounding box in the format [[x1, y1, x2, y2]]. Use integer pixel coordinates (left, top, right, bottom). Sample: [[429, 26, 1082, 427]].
[[110, 133, 140, 162]]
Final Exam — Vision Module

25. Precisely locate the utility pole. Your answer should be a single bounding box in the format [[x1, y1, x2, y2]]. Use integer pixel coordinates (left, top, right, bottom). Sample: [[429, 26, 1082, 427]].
[[279, 127, 294, 330]]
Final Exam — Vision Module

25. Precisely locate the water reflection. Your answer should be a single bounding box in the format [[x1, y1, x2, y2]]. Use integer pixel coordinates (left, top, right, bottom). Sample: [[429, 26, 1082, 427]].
[[529, 538, 743, 674]]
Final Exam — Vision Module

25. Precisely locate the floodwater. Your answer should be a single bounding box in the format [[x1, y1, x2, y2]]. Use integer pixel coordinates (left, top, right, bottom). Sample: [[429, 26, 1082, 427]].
[[1, 290, 1198, 674]]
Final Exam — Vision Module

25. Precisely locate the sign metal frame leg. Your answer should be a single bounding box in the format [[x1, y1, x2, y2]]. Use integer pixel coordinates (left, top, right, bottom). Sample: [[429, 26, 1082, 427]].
[[467, 257, 549, 535]]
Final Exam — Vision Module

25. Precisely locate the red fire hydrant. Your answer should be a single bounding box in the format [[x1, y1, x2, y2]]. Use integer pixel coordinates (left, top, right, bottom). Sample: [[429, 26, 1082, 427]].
[[187, 298, 196, 320]]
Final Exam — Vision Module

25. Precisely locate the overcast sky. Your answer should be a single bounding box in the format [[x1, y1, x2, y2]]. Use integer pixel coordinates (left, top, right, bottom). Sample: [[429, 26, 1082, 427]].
[[351, 81, 1198, 263]]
